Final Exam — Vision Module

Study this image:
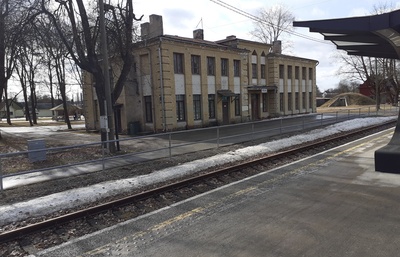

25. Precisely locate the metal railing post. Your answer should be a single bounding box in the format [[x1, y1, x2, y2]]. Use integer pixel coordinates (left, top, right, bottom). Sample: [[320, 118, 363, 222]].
[[251, 123, 255, 141], [280, 118, 283, 134], [0, 158, 3, 191], [348, 110, 350, 119], [336, 111, 338, 122], [302, 116, 305, 130], [217, 127, 220, 148], [102, 142, 105, 172], [169, 133, 172, 158]]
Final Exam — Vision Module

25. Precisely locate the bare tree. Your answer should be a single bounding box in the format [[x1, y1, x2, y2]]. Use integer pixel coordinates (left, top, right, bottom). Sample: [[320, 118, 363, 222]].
[[0, 0, 39, 124], [250, 4, 294, 50], [37, 0, 142, 151], [34, 14, 74, 129], [334, 3, 400, 109]]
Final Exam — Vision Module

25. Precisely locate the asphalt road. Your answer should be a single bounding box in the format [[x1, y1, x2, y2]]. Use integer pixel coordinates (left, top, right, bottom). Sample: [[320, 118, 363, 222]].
[[34, 128, 400, 257]]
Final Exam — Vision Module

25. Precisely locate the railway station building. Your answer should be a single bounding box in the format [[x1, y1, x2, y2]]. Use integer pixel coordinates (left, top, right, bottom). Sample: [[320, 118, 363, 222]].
[[83, 14, 318, 134]]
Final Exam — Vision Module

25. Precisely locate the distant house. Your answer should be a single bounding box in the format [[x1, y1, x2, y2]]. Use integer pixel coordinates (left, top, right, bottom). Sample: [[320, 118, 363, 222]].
[[36, 103, 55, 117], [359, 79, 374, 98], [50, 103, 83, 121], [0, 100, 24, 118]]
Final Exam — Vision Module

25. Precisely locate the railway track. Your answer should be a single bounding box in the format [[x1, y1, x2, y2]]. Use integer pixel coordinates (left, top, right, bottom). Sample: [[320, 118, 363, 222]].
[[0, 121, 396, 256]]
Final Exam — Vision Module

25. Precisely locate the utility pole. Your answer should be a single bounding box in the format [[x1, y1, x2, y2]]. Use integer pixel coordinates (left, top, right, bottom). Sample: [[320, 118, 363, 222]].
[[98, 0, 115, 152]]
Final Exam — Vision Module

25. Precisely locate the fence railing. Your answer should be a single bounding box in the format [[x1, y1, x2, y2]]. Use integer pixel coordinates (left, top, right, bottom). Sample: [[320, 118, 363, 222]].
[[0, 106, 398, 191]]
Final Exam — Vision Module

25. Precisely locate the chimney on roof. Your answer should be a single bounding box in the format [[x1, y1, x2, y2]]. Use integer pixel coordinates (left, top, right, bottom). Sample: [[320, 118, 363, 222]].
[[141, 14, 164, 40], [272, 40, 282, 54], [193, 29, 204, 40], [226, 35, 236, 40]]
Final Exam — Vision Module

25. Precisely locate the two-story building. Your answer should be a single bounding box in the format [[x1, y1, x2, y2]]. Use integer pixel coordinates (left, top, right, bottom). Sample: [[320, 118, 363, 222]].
[[83, 14, 317, 134]]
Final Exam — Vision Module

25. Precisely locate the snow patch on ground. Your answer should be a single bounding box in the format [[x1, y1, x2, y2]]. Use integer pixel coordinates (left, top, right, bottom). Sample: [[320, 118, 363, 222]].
[[0, 116, 397, 226]]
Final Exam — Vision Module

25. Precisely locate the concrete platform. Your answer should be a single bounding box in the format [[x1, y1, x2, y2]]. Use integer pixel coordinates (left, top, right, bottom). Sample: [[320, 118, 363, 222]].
[[33, 129, 400, 257]]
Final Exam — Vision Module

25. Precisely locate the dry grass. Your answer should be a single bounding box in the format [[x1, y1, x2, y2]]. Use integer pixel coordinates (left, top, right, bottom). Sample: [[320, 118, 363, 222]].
[[320, 93, 376, 108]]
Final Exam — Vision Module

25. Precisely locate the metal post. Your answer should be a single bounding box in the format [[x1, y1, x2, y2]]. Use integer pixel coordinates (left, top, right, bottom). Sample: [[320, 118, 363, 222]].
[[320, 113, 323, 126], [0, 158, 3, 191], [280, 118, 283, 134], [102, 142, 105, 171], [302, 116, 305, 130], [348, 110, 350, 119], [99, 0, 115, 151], [251, 123, 255, 142], [169, 133, 172, 158], [336, 111, 338, 121], [217, 127, 220, 148]]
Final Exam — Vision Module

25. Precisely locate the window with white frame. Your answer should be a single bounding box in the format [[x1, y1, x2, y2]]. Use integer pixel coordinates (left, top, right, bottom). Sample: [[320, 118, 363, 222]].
[[221, 58, 228, 76], [176, 95, 186, 121], [193, 95, 202, 120], [208, 94, 216, 119], [174, 53, 184, 74], [191, 55, 201, 75]]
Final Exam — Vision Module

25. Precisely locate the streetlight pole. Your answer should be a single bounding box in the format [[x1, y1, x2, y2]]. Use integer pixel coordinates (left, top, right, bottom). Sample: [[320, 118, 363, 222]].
[[98, 0, 115, 152]]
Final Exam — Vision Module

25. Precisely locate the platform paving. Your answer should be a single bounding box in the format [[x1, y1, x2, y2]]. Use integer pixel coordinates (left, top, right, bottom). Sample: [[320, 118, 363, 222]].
[[33, 128, 400, 257]]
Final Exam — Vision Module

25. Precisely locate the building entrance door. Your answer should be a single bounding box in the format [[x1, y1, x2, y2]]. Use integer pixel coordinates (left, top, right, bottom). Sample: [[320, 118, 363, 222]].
[[222, 99, 229, 125], [251, 94, 260, 120]]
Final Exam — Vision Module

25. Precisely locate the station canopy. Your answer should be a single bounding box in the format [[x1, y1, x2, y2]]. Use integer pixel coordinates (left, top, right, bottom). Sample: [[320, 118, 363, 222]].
[[294, 9, 400, 173], [293, 9, 400, 59]]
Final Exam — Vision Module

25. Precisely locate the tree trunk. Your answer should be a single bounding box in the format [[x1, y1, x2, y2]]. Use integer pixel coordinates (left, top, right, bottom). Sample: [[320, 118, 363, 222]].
[[0, 13, 6, 103], [4, 81, 11, 125]]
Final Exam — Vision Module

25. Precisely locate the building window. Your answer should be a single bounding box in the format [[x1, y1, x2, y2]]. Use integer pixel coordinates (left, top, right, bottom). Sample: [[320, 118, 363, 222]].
[[234, 94, 241, 116], [302, 67, 307, 80], [287, 65, 292, 79], [144, 96, 152, 123], [193, 95, 202, 120], [191, 55, 201, 75], [221, 58, 228, 76], [288, 92, 292, 111], [174, 53, 184, 74], [295, 92, 299, 110], [261, 64, 266, 79], [302, 93, 306, 109], [309, 68, 313, 80], [279, 93, 283, 112], [262, 93, 268, 112], [279, 65, 284, 79], [234, 60, 240, 77], [252, 64, 257, 79], [208, 94, 216, 119], [295, 66, 299, 80], [207, 57, 215, 75], [176, 95, 186, 121]]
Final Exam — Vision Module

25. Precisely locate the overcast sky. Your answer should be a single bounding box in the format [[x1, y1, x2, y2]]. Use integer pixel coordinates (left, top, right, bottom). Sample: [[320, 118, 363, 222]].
[[133, 0, 400, 92]]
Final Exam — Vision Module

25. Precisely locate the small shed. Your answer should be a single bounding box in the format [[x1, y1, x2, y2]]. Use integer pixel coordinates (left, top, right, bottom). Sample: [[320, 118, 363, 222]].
[[50, 103, 82, 121], [0, 100, 24, 118]]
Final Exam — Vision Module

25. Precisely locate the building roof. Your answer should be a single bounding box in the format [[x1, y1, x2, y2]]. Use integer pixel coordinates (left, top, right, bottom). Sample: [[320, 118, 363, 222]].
[[135, 34, 250, 53], [293, 9, 400, 59], [267, 52, 318, 63], [0, 100, 23, 110], [216, 36, 272, 48]]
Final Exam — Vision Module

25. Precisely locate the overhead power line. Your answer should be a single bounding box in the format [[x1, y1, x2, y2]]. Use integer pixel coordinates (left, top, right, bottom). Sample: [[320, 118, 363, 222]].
[[209, 0, 331, 45]]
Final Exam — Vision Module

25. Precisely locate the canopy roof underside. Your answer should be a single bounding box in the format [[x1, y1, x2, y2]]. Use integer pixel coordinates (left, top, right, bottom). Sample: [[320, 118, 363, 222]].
[[293, 9, 400, 59]]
